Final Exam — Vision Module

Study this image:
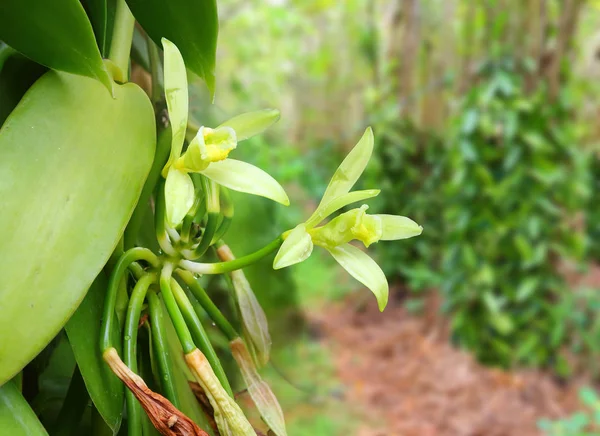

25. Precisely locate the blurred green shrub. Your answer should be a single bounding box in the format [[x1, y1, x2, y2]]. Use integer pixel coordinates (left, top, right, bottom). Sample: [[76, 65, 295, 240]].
[[539, 387, 600, 435], [374, 119, 445, 291], [441, 60, 590, 368], [586, 153, 600, 260]]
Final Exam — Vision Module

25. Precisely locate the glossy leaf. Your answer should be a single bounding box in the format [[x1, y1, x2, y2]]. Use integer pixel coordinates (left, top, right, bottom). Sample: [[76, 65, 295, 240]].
[[200, 159, 290, 206], [317, 127, 374, 208], [273, 224, 313, 270], [0, 381, 48, 435], [0, 71, 155, 384], [126, 0, 218, 94], [0, 52, 46, 127], [0, 0, 112, 90], [65, 273, 124, 433], [328, 243, 389, 311]]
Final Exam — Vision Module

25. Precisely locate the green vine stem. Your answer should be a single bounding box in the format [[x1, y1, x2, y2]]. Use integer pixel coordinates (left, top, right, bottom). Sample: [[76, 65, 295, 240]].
[[108, 0, 135, 82], [159, 263, 196, 354], [100, 248, 160, 351], [179, 236, 283, 274], [124, 127, 172, 249], [155, 180, 177, 256], [146, 289, 180, 407], [176, 269, 238, 341], [123, 273, 155, 436], [170, 278, 233, 396]]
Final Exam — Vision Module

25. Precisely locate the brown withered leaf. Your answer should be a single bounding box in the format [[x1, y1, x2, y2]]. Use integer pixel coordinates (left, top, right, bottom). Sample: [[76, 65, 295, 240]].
[[104, 348, 208, 436], [188, 381, 220, 435]]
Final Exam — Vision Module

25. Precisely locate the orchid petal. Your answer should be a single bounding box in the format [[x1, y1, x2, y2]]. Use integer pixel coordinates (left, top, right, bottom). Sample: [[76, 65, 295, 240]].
[[305, 189, 380, 229], [161, 38, 188, 177], [164, 169, 194, 227], [328, 243, 389, 311], [318, 127, 374, 208], [273, 224, 313, 269], [218, 109, 280, 141], [200, 159, 289, 206], [376, 215, 423, 240]]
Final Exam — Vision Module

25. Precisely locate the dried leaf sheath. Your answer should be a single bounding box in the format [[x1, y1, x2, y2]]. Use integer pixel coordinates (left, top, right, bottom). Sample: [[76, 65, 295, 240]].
[[103, 348, 208, 436]]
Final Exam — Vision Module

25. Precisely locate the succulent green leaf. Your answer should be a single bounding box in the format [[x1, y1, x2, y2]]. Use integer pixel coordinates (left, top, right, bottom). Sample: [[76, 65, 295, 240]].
[[273, 224, 313, 270], [328, 243, 389, 311], [318, 127, 374, 208], [0, 71, 155, 384], [200, 159, 290, 206], [161, 38, 189, 176], [126, 0, 218, 95], [0, 380, 48, 435], [165, 168, 195, 228], [305, 189, 380, 229], [0, 0, 112, 91], [377, 215, 423, 240], [65, 273, 124, 433], [218, 109, 281, 142]]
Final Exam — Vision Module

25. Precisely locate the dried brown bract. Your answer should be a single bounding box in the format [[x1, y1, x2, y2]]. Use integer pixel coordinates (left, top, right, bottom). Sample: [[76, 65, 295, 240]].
[[103, 347, 208, 436]]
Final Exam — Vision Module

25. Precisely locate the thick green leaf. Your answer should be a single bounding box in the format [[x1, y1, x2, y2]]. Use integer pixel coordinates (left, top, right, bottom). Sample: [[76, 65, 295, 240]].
[[80, 0, 118, 56], [65, 273, 124, 434], [126, 0, 218, 94], [0, 52, 46, 127], [0, 0, 112, 90], [0, 71, 155, 384], [0, 381, 48, 435]]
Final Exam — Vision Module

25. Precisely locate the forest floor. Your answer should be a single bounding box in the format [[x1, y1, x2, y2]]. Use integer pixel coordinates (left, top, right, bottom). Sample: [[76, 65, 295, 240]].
[[305, 288, 591, 436]]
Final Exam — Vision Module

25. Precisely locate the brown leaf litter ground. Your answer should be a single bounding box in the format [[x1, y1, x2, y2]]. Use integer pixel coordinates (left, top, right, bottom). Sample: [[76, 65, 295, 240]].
[[308, 290, 589, 436]]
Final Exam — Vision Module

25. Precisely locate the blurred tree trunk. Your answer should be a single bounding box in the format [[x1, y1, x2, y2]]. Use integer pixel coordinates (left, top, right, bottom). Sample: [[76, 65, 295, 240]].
[[525, 0, 547, 92], [547, 0, 584, 100], [399, 0, 421, 119], [459, 0, 477, 93]]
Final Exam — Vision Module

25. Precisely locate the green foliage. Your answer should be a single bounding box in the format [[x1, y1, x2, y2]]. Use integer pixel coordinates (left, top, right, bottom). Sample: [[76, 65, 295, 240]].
[[374, 119, 446, 290], [0, 0, 112, 90], [442, 60, 590, 368], [539, 387, 600, 435], [586, 154, 600, 260]]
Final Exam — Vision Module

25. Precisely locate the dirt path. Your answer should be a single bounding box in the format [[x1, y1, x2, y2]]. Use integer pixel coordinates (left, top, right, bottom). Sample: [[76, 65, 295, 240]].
[[309, 291, 586, 436]]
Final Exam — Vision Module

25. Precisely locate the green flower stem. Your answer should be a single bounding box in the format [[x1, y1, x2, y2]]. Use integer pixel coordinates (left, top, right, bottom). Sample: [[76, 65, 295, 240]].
[[147, 36, 163, 107], [146, 290, 179, 407], [212, 187, 234, 244], [52, 366, 89, 436], [108, 0, 135, 82], [123, 273, 155, 436], [124, 127, 172, 249], [155, 180, 177, 256], [179, 235, 283, 274], [100, 248, 160, 351], [159, 263, 196, 354], [180, 184, 205, 244], [170, 278, 233, 397], [190, 212, 219, 259], [176, 269, 238, 341]]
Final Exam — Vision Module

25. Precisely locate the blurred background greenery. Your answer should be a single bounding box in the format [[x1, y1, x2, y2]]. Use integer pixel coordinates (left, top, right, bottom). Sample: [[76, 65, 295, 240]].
[[186, 0, 600, 434]]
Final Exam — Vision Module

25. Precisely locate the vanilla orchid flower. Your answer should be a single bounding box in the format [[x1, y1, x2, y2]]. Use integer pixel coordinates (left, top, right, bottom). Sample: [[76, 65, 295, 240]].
[[273, 127, 422, 311], [161, 38, 289, 228]]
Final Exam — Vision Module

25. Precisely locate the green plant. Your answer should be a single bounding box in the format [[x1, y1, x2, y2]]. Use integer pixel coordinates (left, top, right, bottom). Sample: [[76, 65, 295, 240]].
[[0, 2, 421, 433], [539, 387, 600, 435], [373, 118, 446, 290], [442, 59, 590, 369]]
